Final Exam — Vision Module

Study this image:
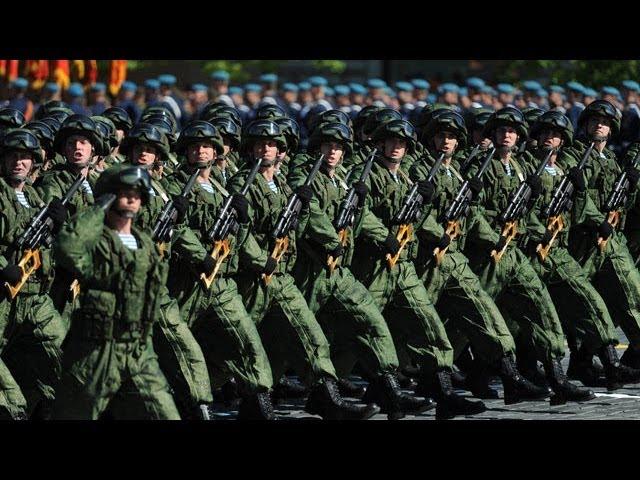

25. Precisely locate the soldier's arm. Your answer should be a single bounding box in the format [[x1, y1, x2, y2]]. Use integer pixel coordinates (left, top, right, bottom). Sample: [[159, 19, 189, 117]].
[[36, 174, 64, 203], [170, 224, 209, 274]]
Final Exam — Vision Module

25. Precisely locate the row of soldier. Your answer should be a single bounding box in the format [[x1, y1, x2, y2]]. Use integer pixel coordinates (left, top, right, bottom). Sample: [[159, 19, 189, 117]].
[[1, 95, 639, 420]]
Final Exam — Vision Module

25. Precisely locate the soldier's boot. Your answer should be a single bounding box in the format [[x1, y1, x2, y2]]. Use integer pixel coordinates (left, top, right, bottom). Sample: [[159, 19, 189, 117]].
[[450, 367, 467, 390], [516, 348, 549, 389], [237, 392, 277, 420], [498, 355, 550, 405], [396, 371, 418, 390], [31, 398, 54, 421], [362, 371, 435, 420], [337, 377, 366, 399], [544, 359, 596, 405], [464, 358, 499, 399], [220, 378, 242, 408], [620, 346, 640, 370], [567, 346, 606, 387], [598, 344, 640, 391], [417, 370, 486, 420], [272, 376, 309, 402], [305, 377, 380, 420]]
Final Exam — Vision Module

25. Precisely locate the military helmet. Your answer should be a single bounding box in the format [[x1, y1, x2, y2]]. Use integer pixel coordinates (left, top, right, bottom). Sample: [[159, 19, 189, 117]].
[[0, 128, 44, 165], [363, 108, 402, 138], [141, 106, 178, 132], [103, 107, 133, 133], [201, 105, 242, 127], [309, 109, 352, 135], [208, 117, 241, 151], [529, 111, 574, 146], [175, 120, 225, 156], [482, 106, 529, 139], [40, 116, 62, 136], [24, 121, 55, 158], [308, 121, 353, 156], [119, 123, 170, 162], [94, 163, 152, 205], [0, 108, 26, 130], [353, 105, 382, 133], [143, 114, 178, 148], [53, 114, 102, 155], [414, 104, 438, 129], [34, 100, 70, 120], [421, 110, 468, 148], [371, 119, 418, 154], [198, 101, 231, 121], [466, 108, 494, 133], [241, 119, 287, 153], [577, 99, 621, 135], [92, 116, 119, 156], [45, 107, 73, 125], [274, 117, 300, 154], [521, 107, 545, 127], [304, 103, 332, 132], [255, 104, 287, 120]]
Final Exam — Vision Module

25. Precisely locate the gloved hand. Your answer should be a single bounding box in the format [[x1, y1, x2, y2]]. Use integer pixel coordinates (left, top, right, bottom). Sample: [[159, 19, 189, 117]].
[[263, 257, 278, 276], [525, 174, 542, 198], [352, 181, 369, 208], [327, 245, 344, 259], [200, 256, 215, 276], [417, 180, 435, 203], [598, 220, 614, 240], [626, 166, 640, 189], [494, 235, 507, 253], [1, 264, 22, 285], [173, 196, 189, 224], [382, 233, 401, 256], [295, 185, 314, 208], [436, 233, 451, 250], [568, 167, 586, 192], [468, 177, 484, 198], [47, 198, 67, 232], [540, 229, 554, 246], [230, 194, 250, 224]]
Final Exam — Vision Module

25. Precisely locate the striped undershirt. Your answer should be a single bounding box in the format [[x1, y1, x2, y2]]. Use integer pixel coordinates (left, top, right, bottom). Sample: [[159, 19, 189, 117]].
[[199, 182, 214, 194], [15, 190, 30, 208], [117, 233, 138, 250]]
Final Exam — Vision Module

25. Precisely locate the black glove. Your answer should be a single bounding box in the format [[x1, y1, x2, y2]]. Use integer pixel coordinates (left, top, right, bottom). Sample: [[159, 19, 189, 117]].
[[417, 180, 435, 203], [173, 196, 189, 224], [468, 177, 484, 198], [263, 257, 278, 276], [352, 181, 369, 208], [598, 220, 613, 240], [382, 233, 401, 256], [525, 174, 542, 198], [568, 167, 586, 192], [295, 185, 314, 208], [327, 245, 344, 259], [47, 199, 67, 232], [626, 166, 640, 189], [200, 256, 215, 276], [436, 233, 451, 251], [1, 264, 22, 285], [540, 229, 554, 246], [230, 194, 250, 224], [494, 236, 507, 253]]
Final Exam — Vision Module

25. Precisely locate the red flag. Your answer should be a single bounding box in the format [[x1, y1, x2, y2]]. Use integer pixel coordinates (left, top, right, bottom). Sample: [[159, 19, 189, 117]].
[[71, 60, 85, 81], [85, 60, 98, 86], [51, 60, 70, 90], [6, 60, 19, 82], [108, 60, 127, 97], [0, 61, 5, 77], [26, 60, 49, 90]]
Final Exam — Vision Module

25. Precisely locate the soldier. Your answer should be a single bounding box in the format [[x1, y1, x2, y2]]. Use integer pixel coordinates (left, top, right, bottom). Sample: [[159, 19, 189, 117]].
[[103, 106, 134, 162], [23, 120, 56, 181], [66, 83, 90, 116], [565, 81, 586, 129], [88, 83, 109, 116], [0, 107, 26, 135], [51, 164, 181, 419], [115, 81, 141, 123], [7, 78, 34, 121], [227, 119, 381, 420], [207, 117, 242, 186], [273, 116, 300, 179]]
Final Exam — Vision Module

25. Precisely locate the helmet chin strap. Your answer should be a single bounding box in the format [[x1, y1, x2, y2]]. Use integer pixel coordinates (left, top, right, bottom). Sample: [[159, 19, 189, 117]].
[[112, 208, 137, 219]]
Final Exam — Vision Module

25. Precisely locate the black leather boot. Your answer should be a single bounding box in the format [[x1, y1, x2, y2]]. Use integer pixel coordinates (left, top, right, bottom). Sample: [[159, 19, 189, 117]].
[[337, 378, 366, 399], [419, 370, 486, 420], [272, 376, 309, 401], [396, 371, 418, 390], [516, 347, 549, 389], [220, 378, 242, 408], [450, 367, 467, 389], [567, 346, 606, 387], [465, 358, 500, 399], [598, 344, 640, 391], [305, 377, 380, 420], [498, 355, 550, 405], [363, 372, 435, 420], [238, 392, 277, 420], [544, 359, 596, 405], [620, 346, 640, 370]]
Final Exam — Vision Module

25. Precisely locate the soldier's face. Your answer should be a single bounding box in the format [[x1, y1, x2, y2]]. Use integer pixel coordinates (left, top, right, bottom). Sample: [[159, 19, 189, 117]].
[[384, 137, 407, 160], [587, 115, 611, 139], [495, 126, 518, 148], [187, 141, 215, 164], [222, 138, 232, 156], [433, 131, 459, 156], [252, 139, 278, 162], [3, 150, 33, 180], [64, 135, 93, 166], [131, 143, 158, 166], [116, 129, 125, 143], [116, 187, 142, 215], [320, 141, 344, 167], [538, 129, 563, 150]]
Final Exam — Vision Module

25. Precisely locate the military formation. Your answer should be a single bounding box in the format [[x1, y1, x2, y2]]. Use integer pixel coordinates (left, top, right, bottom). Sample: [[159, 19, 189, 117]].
[[1, 68, 640, 421]]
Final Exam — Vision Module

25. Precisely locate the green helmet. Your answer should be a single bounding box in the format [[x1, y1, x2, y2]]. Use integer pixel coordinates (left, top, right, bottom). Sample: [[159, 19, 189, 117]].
[[143, 114, 178, 149], [308, 109, 352, 136], [141, 107, 178, 133], [529, 111, 574, 146], [0, 128, 44, 167], [45, 107, 73, 126], [34, 100, 69, 120], [0, 108, 25, 131], [201, 105, 242, 127], [353, 105, 382, 134], [482, 106, 529, 140], [521, 107, 545, 127], [371, 119, 418, 155], [119, 123, 171, 163], [363, 108, 402, 138], [466, 108, 494, 133], [103, 107, 133, 133], [308, 121, 353, 156], [414, 104, 436, 129], [255, 104, 287, 120], [241, 119, 287, 153], [198, 102, 231, 122], [53, 114, 102, 155], [24, 121, 55, 159], [175, 120, 225, 156], [94, 163, 152, 206], [421, 110, 468, 149], [208, 117, 241, 151], [274, 117, 300, 154], [577, 99, 621, 136], [92, 116, 119, 156]]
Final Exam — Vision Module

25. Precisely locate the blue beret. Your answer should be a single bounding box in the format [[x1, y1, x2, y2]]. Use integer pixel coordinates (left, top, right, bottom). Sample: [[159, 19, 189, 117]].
[[582, 88, 597, 98], [211, 70, 230, 81], [158, 74, 176, 86], [466, 77, 485, 89], [259, 73, 278, 83], [411, 78, 430, 90], [68, 83, 84, 97], [298, 81, 311, 91], [385, 87, 396, 98], [601, 86, 621, 99], [395, 81, 413, 92], [121, 81, 137, 92], [308, 76, 328, 87], [12, 77, 28, 89], [281, 82, 299, 92], [44, 82, 60, 93], [228, 86, 243, 95], [244, 83, 262, 93], [496, 83, 515, 94], [522, 80, 542, 91], [349, 83, 367, 95], [566, 81, 585, 94], [439, 83, 460, 94], [367, 78, 387, 89], [622, 80, 640, 92], [325, 87, 335, 97], [459, 87, 468, 96], [191, 83, 207, 92], [334, 85, 350, 96], [549, 85, 565, 94], [90, 82, 106, 93], [144, 79, 160, 89], [536, 89, 548, 98]]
